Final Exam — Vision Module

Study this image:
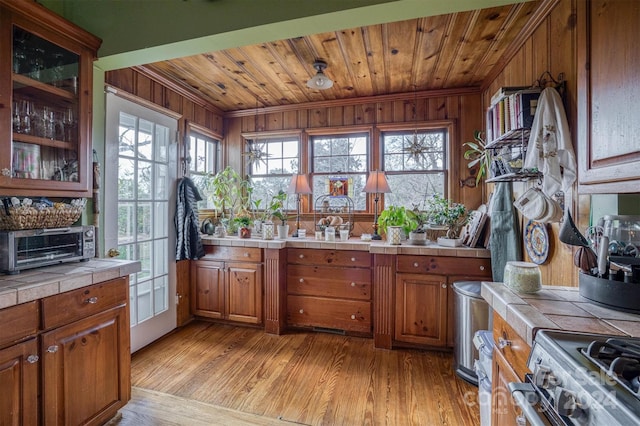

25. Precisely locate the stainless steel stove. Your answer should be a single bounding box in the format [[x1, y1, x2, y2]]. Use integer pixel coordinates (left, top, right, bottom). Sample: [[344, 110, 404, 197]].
[[509, 329, 640, 426]]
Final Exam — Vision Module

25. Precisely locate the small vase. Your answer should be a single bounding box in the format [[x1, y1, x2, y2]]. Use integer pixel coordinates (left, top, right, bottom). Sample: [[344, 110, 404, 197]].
[[262, 222, 274, 240], [387, 226, 403, 245], [239, 227, 252, 238], [277, 224, 289, 239]]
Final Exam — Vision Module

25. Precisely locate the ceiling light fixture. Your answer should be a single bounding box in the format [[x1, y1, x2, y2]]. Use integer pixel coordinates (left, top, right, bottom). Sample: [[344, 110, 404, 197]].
[[306, 60, 333, 90]]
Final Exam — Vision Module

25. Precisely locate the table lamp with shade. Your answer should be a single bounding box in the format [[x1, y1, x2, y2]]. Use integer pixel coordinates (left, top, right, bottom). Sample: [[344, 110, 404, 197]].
[[287, 174, 312, 237], [363, 170, 392, 240]]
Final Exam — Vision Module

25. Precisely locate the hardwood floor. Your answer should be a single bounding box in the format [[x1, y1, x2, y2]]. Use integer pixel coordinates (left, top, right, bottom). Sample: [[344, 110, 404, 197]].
[[127, 321, 481, 425]]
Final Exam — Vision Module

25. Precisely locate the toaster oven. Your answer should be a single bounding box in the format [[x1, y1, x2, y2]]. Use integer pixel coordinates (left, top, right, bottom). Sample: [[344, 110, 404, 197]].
[[0, 226, 95, 274]]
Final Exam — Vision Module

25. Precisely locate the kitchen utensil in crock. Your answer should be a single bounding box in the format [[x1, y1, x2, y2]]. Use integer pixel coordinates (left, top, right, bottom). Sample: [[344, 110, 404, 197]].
[[559, 209, 590, 247]]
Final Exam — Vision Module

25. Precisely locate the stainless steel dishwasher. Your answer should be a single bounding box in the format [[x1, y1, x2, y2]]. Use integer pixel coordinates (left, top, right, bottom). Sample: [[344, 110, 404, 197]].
[[452, 281, 491, 385]]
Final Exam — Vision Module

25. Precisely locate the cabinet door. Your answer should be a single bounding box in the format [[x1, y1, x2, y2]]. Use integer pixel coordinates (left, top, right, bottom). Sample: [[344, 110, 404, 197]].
[[226, 262, 263, 325], [0, 338, 39, 426], [1, 3, 101, 197], [191, 260, 225, 319], [491, 348, 522, 426], [577, 0, 640, 192], [395, 273, 447, 347], [41, 305, 130, 426]]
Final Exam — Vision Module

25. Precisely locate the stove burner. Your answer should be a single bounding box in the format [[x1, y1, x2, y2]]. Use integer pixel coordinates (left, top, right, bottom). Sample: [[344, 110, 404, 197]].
[[582, 338, 640, 399]]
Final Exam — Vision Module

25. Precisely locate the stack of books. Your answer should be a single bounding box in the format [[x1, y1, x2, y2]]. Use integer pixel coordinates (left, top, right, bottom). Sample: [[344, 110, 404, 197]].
[[486, 86, 541, 142]]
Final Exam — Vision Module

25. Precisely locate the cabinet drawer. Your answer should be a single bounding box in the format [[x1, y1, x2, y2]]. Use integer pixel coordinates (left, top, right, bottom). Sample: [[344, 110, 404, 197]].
[[204, 246, 262, 263], [287, 265, 371, 300], [42, 277, 128, 330], [287, 295, 371, 333], [397, 255, 490, 276], [288, 249, 371, 267], [0, 301, 39, 349], [493, 311, 531, 379]]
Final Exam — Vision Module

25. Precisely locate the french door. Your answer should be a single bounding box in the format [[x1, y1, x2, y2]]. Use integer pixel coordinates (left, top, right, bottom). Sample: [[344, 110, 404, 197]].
[[104, 92, 178, 353]]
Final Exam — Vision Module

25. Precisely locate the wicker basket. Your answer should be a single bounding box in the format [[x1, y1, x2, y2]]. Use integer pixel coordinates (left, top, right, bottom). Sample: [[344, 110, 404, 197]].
[[0, 204, 83, 230]]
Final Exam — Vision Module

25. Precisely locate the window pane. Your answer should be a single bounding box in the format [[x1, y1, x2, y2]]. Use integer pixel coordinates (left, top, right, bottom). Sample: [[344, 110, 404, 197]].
[[385, 173, 445, 210], [189, 132, 219, 209], [383, 130, 445, 172]]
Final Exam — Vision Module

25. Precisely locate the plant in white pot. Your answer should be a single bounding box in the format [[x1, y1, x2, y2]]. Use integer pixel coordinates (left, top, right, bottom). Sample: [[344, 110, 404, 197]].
[[377, 205, 418, 245]]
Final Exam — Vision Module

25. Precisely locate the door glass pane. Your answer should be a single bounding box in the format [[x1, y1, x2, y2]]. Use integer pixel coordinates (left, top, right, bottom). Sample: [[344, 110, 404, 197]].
[[118, 203, 135, 245], [137, 202, 152, 241], [137, 160, 152, 200], [154, 202, 168, 239], [136, 280, 153, 323], [155, 125, 169, 162], [137, 119, 153, 160], [137, 241, 152, 282], [154, 276, 168, 314], [118, 159, 135, 199], [118, 113, 136, 157], [155, 164, 168, 199], [154, 239, 167, 276]]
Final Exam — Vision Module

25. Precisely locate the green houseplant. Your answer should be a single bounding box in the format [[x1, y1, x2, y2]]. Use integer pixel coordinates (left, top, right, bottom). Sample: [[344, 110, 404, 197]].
[[463, 130, 491, 185], [424, 194, 469, 239], [377, 205, 419, 237]]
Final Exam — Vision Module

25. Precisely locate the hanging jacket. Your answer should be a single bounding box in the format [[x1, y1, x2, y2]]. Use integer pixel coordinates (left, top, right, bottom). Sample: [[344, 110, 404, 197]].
[[175, 177, 205, 260], [489, 181, 522, 281]]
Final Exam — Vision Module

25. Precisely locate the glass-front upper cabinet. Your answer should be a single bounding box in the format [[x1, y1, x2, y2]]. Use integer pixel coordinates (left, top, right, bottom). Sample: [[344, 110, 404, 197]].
[[0, 1, 101, 197]]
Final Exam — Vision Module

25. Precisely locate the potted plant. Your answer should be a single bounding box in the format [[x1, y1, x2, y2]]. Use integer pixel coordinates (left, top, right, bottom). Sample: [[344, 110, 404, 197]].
[[233, 213, 253, 238], [406, 207, 429, 244], [463, 130, 491, 185], [424, 194, 470, 243], [207, 166, 251, 226], [377, 205, 418, 244]]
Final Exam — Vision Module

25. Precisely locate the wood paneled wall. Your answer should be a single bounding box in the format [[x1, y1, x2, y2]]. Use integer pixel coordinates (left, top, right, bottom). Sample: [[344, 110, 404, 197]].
[[482, 0, 579, 287]]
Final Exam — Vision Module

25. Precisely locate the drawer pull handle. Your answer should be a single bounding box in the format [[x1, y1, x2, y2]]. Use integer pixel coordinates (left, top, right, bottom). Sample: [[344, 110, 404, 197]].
[[413, 262, 419, 268], [497, 337, 512, 349], [351, 314, 356, 320], [27, 354, 39, 364], [47, 345, 59, 353], [299, 278, 304, 283], [480, 265, 485, 271], [299, 254, 304, 259], [299, 309, 304, 314], [350, 282, 356, 287], [351, 257, 356, 262], [86, 296, 99, 304]]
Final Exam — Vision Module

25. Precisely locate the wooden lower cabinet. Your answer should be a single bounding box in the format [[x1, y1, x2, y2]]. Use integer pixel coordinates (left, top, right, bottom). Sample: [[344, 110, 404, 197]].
[[395, 273, 448, 346], [0, 276, 131, 426], [191, 258, 263, 325], [491, 348, 523, 426], [286, 249, 372, 334], [41, 305, 130, 426], [0, 338, 39, 426]]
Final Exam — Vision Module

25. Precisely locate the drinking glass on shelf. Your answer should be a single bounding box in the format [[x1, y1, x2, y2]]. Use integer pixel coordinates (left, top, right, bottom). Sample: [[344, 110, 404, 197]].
[[51, 53, 65, 87], [42, 106, 55, 139], [30, 104, 43, 137], [63, 108, 77, 143]]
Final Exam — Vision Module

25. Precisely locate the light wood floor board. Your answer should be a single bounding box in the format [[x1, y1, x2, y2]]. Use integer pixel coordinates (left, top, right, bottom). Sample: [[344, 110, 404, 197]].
[[129, 321, 481, 425]]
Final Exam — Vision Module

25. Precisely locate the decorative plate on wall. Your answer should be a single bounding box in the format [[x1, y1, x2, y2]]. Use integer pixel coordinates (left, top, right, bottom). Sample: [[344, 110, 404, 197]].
[[525, 220, 549, 264]]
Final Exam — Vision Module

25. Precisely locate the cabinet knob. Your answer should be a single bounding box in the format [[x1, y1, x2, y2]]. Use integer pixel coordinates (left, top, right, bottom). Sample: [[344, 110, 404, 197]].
[[441, 283, 447, 289], [351, 257, 356, 262], [351, 314, 356, 320], [85, 296, 98, 304], [299, 254, 304, 259], [299, 278, 304, 283], [479, 265, 485, 271], [47, 345, 59, 353], [497, 337, 512, 349], [27, 354, 39, 364], [244, 252, 249, 257], [299, 309, 304, 314], [413, 262, 419, 268], [350, 282, 356, 287]]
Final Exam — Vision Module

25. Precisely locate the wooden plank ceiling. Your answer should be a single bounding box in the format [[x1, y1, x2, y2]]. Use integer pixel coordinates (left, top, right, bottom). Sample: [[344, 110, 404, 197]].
[[142, 1, 540, 113]]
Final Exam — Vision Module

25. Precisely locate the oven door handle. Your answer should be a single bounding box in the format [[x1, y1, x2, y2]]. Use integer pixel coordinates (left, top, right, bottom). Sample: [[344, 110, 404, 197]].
[[508, 382, 552, 426]]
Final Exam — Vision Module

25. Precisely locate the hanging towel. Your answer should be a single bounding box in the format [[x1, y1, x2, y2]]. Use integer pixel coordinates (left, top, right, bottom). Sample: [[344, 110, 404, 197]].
[[175, 177, 205, 260], [523, 87, 577, 199], [489, 181, 522, 281]]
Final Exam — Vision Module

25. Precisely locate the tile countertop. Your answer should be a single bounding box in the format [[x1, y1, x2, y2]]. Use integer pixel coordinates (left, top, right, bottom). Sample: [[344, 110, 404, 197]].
[[201, 235, 491, 258], [0, 259, 141, 309], [482, 281, 640, 346]]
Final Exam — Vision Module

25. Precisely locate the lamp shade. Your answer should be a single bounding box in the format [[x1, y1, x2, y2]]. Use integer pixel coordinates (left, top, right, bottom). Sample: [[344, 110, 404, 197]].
[[306, 60, 333, 90], [363, 171, 391, 194], [287, 174, 312, 194]]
